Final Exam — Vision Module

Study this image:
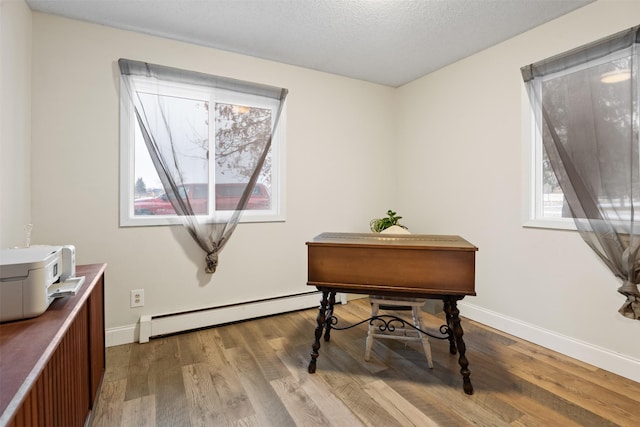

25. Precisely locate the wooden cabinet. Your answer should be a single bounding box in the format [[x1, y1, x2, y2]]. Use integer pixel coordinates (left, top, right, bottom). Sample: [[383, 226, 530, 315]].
[[0, 264, 106, 426]]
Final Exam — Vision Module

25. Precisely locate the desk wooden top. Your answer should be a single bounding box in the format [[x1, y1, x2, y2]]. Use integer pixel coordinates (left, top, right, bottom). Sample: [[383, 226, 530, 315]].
[[0, 263, 106, 418], [307, 232, 477, 251]]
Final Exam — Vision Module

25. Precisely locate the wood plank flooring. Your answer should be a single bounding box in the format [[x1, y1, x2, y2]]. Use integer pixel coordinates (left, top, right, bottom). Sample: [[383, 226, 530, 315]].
[[90, 298, 640, 426]]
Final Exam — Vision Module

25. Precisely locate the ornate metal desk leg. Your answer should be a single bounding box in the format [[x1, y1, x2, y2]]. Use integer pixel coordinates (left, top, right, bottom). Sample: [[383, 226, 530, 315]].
[[443, 299, 457, 355], [324, 291, 336, 342], [308, 290, 330, 373], [445, 296, 473, 395]]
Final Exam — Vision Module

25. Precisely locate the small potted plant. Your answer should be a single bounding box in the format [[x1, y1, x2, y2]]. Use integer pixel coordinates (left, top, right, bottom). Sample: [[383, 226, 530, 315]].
[[369, 210, 408, 233]]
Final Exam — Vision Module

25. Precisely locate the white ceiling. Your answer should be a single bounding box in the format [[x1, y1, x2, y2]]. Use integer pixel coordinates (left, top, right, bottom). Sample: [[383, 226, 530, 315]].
[[26, 0, 594, 87]]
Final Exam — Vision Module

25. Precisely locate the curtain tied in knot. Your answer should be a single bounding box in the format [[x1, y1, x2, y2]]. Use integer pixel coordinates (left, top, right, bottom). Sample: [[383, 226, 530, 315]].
[[205, 250, 219, 274], [617, 280, 640, 320]]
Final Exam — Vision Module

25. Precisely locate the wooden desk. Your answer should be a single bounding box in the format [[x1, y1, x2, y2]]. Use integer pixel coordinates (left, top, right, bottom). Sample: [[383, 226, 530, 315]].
[[0, 264, 106, 426], [306, 233, 477, 394]]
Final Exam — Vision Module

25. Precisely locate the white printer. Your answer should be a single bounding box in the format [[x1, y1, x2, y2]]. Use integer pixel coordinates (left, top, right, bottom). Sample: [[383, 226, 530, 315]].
[[0, 245, 85, 322]]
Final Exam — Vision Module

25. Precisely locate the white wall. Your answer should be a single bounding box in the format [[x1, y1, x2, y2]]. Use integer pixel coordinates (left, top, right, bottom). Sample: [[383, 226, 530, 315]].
[[0, 0, 31, 248], [29, 13, 397, 342], [396, 0, 640, 381]]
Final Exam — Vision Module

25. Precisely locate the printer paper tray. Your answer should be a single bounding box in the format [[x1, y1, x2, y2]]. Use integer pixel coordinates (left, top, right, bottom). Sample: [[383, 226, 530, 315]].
[[49, 276, 85, 299]]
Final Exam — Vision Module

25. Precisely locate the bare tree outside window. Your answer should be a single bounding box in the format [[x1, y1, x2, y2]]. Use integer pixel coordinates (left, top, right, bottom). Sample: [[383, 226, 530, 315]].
[[215, 103, 273, 187]]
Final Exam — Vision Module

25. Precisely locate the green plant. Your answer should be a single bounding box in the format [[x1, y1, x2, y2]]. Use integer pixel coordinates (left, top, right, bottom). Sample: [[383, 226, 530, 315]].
[[369, 210, 407, 232]]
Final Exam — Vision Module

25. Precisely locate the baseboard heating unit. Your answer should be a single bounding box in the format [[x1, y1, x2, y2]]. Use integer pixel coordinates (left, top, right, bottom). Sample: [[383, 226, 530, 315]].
[[139, 290, 326, 343]]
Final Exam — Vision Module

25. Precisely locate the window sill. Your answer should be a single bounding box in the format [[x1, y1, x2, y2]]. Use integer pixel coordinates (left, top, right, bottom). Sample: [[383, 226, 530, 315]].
[[523, 218, 577, 231]]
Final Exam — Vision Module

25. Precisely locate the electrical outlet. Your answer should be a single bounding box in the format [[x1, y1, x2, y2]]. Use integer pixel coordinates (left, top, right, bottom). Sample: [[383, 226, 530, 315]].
[[130, 289, 144, 308]]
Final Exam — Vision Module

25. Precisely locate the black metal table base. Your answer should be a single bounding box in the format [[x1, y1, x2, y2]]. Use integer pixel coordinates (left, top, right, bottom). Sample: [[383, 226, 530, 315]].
[[307, 290, 474, 395]]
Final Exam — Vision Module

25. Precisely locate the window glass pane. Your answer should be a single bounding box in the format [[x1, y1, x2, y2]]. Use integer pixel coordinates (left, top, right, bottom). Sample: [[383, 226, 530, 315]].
[[133, 93, 209, 216], [214, 103, 272, 211], [541, 148, 563, 218]]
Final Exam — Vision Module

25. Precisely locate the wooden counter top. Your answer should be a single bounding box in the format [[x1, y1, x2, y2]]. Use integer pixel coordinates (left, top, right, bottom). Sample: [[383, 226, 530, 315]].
[[0, 263, 106, 424]]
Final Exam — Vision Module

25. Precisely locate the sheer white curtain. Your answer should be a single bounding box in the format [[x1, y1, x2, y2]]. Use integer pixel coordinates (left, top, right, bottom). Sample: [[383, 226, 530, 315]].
[[119, 59, 287, 273], [521, 26, 640, 319]]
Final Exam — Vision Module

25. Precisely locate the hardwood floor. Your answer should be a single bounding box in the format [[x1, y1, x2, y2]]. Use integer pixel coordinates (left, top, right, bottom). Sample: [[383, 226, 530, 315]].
[[91, 298, 639, 426]]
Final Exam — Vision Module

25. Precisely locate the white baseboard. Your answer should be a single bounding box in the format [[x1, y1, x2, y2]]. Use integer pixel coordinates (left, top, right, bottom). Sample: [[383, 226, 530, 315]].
[[105, 324, 138, 347], [105, 291, 323, 346], [458, 301, 640, 383]]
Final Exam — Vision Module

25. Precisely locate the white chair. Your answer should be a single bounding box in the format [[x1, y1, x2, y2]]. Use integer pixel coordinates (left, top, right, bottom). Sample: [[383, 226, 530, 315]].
[[364, 226, 433, 368], [364, 296, 434, 368]]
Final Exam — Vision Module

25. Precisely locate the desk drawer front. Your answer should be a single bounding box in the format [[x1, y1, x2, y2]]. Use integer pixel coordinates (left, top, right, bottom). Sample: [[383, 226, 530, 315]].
[[308, 246, 475, 295]]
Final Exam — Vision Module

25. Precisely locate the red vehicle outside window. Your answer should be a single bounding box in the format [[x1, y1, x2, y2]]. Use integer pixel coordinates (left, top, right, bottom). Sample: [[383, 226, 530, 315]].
[[134, 183, 270, 215]]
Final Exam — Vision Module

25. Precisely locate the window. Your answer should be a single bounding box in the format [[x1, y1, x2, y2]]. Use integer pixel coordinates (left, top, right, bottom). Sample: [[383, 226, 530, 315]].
[[523, 48, 636, 230], [120, 74, 286, 227]]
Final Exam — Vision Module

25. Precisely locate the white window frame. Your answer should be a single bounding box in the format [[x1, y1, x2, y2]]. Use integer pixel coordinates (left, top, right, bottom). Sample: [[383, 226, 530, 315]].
[[120, 76, 286, 227], [521, 82, 576, 231]]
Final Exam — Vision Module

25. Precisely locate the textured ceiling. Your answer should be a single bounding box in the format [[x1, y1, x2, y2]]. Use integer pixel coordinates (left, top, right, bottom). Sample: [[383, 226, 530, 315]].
[[26, 0, 594, 87]]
